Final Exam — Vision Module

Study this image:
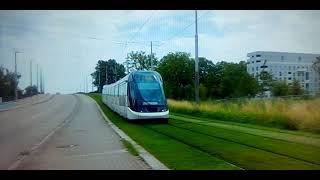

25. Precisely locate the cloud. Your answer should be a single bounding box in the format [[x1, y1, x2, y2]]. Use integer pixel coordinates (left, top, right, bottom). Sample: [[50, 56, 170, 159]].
[[1, 10, 319, 94]]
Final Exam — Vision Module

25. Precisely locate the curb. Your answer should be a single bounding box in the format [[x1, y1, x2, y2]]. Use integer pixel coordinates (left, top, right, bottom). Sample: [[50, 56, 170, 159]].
[[88, 95, 169, 170]]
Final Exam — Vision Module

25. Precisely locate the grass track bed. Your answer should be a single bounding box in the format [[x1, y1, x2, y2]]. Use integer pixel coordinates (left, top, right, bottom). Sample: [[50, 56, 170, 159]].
[[88, 93, 320, 170], [166, 119, 320, 165], [88, 93, 238, 170], [171, 112, 320, 139], [171, 113, 320, 147], [145, 123, 320, 170]]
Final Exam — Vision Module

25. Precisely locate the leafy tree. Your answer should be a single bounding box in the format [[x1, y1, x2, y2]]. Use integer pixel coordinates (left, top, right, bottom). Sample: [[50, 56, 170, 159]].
[[199, 83, 208, 100], [156, 52, 194, 100], [272, 81, 289, 96], [256, 71, 274, 97], [24, 85, 38, 97], [288, 80, 304, 95], [219, 61, 259, 98], [125, 51, 158, 71], [312, 56, 320, 73], [208, 61, 227, 98], [0, 66, 21, 99], [91, 59, 125, 93]]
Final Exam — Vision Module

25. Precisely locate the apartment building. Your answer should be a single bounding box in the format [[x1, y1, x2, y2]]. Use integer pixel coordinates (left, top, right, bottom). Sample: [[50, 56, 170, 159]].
[[247, 51, 320, 95]]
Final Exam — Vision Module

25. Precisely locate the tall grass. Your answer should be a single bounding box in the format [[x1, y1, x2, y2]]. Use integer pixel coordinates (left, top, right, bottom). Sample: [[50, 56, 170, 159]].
[[168, 98, 320, 133]]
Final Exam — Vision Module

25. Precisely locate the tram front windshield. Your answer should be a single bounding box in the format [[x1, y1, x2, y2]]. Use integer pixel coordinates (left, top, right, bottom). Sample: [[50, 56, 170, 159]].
[[133, 72, 166, 105]]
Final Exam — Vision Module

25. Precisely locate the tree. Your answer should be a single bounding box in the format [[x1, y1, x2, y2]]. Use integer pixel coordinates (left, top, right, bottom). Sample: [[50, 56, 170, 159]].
[[91, 59, 125, 93], [272, 81, 289, 96], [219, 61, 260, 98], [0, 66, 21, 100], [312, 56, 320, 73], [156, 52, 194, 100], [256, 71, 274, 97], [125, 51, 158, 71], [24, 85, 38, 97], [199, 83, 208, 100], [288, 80, 304, 95]]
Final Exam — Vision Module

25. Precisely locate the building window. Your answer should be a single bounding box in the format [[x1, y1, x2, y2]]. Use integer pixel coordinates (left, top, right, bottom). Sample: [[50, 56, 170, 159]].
[[252, 61, 254, 64], [298, 56, 302, 61], [306, 83, 309, 89], [279, 72, 282, 76], [288, 77, 292, 80], [256, 54, 261, 57], [288, 72, 291, 74], [306, 72, 309, 80], [281, 56, 284, 61], [288, 66, 291, 70], [256, 67, 258, 71], [298, 72, 304, 76], [256, 60, 261, 63], [293, 73, 295, 76]]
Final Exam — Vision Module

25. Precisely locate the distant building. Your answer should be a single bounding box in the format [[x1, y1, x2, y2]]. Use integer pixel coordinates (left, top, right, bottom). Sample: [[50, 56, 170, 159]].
[[247, 51, 320, 96]]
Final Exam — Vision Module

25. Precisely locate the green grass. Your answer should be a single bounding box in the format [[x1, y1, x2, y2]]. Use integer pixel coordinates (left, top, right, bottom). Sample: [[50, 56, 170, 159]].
[[87, 93, 238, 170], [170, 113, 320, 140], [87, 93, 320, 170], [145, 124, 320, 170], [121, 139, 139, 156], [168, 118, 320, 165]]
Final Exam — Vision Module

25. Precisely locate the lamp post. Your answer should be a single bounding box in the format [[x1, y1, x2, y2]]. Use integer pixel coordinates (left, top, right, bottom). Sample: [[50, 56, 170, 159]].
[[14, 51, 23, 101]]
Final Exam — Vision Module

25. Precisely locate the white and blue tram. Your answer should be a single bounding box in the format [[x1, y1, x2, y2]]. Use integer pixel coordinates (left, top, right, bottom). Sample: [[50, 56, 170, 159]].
[[102, 70, 169, 122]]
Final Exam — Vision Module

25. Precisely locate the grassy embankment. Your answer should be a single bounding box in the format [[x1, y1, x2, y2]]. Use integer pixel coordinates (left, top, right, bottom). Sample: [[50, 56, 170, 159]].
[[88, 93, 320, 170], [168, 98, 320, 134]]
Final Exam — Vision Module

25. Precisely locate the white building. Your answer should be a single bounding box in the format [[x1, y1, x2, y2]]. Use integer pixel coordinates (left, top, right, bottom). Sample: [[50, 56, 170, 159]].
[[247, 51, 320, 95]]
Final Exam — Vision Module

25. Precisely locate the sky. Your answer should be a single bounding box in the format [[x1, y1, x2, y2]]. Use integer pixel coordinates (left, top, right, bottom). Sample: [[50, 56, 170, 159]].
[[0, 10, 320, 94]]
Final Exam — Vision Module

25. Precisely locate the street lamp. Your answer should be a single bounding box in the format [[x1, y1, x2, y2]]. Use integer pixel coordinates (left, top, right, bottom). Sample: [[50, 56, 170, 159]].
[[14, 51, 23, 101]]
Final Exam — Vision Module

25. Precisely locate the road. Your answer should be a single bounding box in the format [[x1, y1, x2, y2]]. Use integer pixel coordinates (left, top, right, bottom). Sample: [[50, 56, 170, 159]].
[[0, 94, 51, 111], [0, 94, 149, 170]]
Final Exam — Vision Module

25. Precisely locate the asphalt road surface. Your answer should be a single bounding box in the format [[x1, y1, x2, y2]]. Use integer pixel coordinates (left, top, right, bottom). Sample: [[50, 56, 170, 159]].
[[0, 94, 149, 170]]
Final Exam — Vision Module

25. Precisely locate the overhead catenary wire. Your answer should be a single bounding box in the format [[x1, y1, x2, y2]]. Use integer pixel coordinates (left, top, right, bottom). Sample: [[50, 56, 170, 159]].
[[121, 11, 157, 59], [155, 10, 212, 52]]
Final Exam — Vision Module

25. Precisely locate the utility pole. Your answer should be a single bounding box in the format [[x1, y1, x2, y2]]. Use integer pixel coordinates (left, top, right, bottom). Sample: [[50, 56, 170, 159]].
[[14, 51, 22, 101], [98, 67, 101, 93], [106, 63, 108, 85], [40, 67, 42, 94], [91, 76, 93, 92], [37, 64, 39, 93], [30, 60, 32, 87], [86, 76, 88, 93], [150, 41, 153, 70], [42, 72, 45, 94], [115, 63, 117, 82], [195, 10, 200, 104]]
